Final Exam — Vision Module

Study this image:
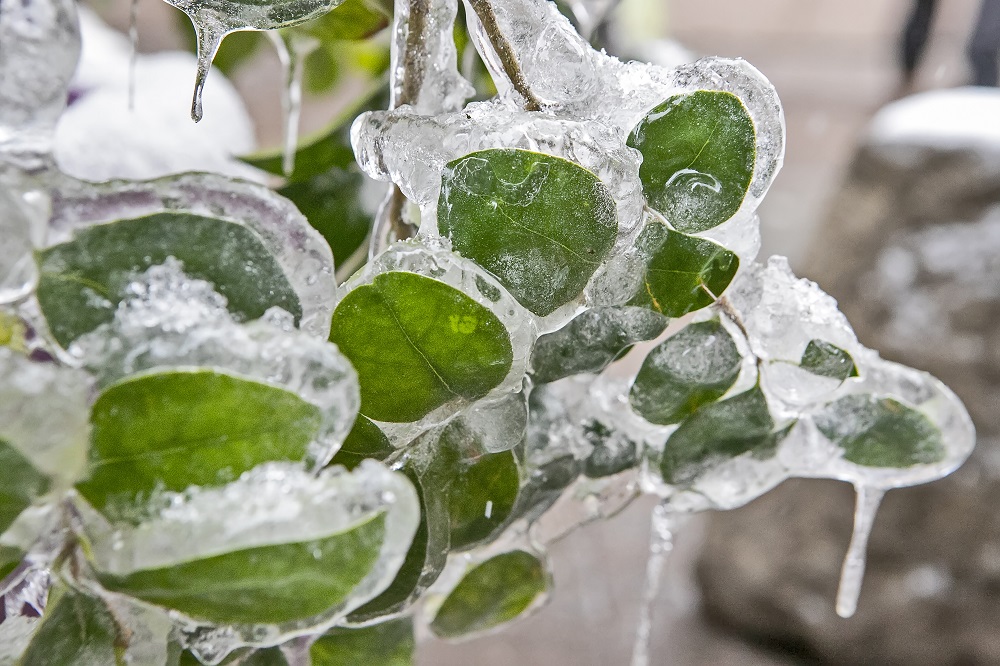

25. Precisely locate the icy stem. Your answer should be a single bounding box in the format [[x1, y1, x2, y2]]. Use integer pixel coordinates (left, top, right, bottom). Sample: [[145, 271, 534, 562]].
[[268, 31, 320, 176], [835, 485, 884, 618]]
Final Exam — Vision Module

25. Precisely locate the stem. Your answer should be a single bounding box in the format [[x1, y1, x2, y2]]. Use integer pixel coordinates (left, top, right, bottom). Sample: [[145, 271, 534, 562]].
[[398, 0, 429, 108], [466, 0, 543, 111]]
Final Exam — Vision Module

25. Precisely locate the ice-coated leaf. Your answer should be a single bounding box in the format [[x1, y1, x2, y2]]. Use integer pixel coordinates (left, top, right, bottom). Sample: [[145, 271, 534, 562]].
[[629, 319, 742, 425], [0, 439, 49, 536], [36, 213, 301, 348], [660, 385, 780, 486], [77, 370, 323, 518], [628, 90, 755, 233], [97, 513, 386, 626], [330, 271, 514, 422], [18, 587, 122, 666], [297, 0, 389, 41], [310, 617, 414, 666], [581, 420, 639, 479], [437, 148, 617, 316], [529, 306, 667, 383], [815, 394, 946, 469], [800, 339, 858, 382], [627, 220, 739, 316], [430, 550, 548, 639], [0, 545, 23, 580], [328, 416, 393, 471]]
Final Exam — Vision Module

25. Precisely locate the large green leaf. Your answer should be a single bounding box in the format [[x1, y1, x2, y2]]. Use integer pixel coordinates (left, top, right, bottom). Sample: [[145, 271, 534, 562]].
[[19, 587, 123, 666], [36, 213, 301, 348], [529, 306, 667, 383], [660, 385, 779, 486], [430, 550, 547, 639], [815, 394, 945, 468], [630, 319, 742, 425], [311, 617, 414, 666], [77, 370, 323, 517], [628, 90, 756, 233], [627, 221, 739, 316], [328, 416, 393, 470], [800, 339, 858, 381], [0, 438, 49, 535], [438, 149, 618, 316], [97, 513, 386, 626], [330, 272, 513, 422]]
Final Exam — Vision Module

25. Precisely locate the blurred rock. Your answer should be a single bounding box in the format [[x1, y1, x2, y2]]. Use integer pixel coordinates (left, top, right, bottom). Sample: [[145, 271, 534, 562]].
[[697, 88, 1000, 665]]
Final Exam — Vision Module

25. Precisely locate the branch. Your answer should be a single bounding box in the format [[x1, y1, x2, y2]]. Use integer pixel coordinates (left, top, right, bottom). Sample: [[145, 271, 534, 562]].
[[466, 0, 543, 111]]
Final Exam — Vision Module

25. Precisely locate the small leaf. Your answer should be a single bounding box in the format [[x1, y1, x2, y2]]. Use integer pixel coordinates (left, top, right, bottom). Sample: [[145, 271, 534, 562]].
[[800, 339, 858, 381], [19, 587, 123, 666], [661, 385, 780, 486], [328, 416, 393, 471], [530, 306, 668, 383], [77, 370, 323, 518], [430, 550, 547, 639], [438, 149, 618, 316], [36, 213, 301, 348], [310, 617, 414, 666], [330, 272, 513, 423], [298, 0, 389, 41], [628, 90, 756, 233], [815, 394, 946, 468], [630, 319, 742, 425], [0, 438, 49, 535], [627, 221, 739, 317], [581, 420, 639, 479], [96, 513, 386, 626]]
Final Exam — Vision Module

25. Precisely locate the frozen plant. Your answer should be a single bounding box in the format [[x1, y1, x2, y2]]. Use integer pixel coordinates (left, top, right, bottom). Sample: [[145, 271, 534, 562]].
[[0, 0, 976, 664]]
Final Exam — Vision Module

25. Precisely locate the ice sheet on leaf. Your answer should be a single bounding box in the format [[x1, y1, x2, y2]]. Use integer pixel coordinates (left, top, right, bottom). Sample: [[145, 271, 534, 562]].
[[0, 187, 39, 306], [80, 461, 419, 662]]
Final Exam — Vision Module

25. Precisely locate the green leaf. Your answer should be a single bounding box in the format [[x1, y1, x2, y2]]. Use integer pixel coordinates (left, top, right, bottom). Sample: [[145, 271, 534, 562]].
[[328, 416, 393, 470], [241, 648, 289, 666], [660, 385, 779, 486], [438, 149, 618, 316], [430, 550, 547, 639], [628, 90, 756, 233], [330, 272, 513, 422], [581, 420, 639, 479], [311, 617, 414, 666], [530, 306, 667, 383], [278, 169, 371, 268], [630, 319, 742, 425], [0, 438, 49, 535], [627, 221, 739, 316], [815, 394, 946, 468], [77, 370, 323, 518], [0, 544, 24, 580], [36, 213, 301, 348], [800, 339, 858, 381], [96, 513, 386, 626], [19, 587, 123, 666], [298, 0, 389, 41]]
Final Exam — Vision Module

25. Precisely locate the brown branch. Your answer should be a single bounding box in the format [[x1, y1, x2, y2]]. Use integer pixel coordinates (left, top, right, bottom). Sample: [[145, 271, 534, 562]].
[[466, 0, 543, 111]]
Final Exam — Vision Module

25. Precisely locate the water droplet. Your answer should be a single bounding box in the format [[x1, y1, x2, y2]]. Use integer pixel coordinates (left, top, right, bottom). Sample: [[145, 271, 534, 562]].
[[835, 484, 885, 618]]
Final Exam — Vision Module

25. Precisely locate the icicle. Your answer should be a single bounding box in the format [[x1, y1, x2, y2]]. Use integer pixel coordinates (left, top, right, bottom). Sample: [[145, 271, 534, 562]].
[[835, 484, 885, 618], [189, 18, 227, 122], [630, 502, 690, 666], [268, 31, 319, 177], [128, 0, 139, 111]]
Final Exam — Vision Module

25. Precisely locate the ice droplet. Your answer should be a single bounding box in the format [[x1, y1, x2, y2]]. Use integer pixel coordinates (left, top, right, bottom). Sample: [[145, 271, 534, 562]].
[[835, 485, 884, 618], [190, 19, 227, 122]]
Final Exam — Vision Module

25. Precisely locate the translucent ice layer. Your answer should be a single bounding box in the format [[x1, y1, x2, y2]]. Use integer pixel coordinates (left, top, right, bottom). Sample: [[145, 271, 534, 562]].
[[0, 187, 39, 306]]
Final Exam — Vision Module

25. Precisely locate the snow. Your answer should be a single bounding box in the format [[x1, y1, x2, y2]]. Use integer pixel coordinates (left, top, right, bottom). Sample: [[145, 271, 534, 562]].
[[867, 87, 1000, 153]]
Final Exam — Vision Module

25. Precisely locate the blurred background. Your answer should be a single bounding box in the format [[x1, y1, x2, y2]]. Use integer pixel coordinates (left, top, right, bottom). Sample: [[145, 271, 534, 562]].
[[71, 0, 1000, 662]]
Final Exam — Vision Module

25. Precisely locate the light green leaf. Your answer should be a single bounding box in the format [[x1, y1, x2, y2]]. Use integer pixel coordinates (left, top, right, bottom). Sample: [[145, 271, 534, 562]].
[[0, 438, 49, 535], [330, 272, 513, 423], [627, 220, 739, 316], [36, 213, 301, 348], [438, 149, 618, 316], [19, 587, 123, 666], [815, 394, 945, 468], [530, 306, 667, 383], [800, 339, 858, 381], [311, 617, 414, 666], [96, 513, 386, 626], [430, 550, 548, 639], [77, 370, 323, 518], [298, 0, 389, 41], [328, 416, 393, 471], [630, 319, 742, 425], [628, 90, 756, 233]]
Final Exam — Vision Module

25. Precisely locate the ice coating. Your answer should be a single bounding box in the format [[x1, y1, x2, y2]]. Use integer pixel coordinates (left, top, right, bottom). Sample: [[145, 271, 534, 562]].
[[0, 565, 49, 661], [443, 390, 528, 454], [48, 172, 337, 338], [81, 461, 419, 661], [70, 259, 359, 467], [835, 485, 883, 619], [268, 30, 320, 177], [0, 187, 39, 305]]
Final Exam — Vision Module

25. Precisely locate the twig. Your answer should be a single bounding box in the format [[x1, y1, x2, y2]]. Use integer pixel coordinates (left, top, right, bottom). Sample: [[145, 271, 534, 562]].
[[466, 0, 543, 111]]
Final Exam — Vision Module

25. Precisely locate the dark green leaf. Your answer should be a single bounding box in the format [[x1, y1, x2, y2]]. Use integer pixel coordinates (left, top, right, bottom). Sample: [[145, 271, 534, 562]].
[[278, 168, 371, 267], [430, 550, 547, 639], [815, 394, 946, 468], [628, 90, 756, 233], [0, 544, 23, 581], [630, 319, 742, 425], [330, 271, 513, 422], [0, 438, 49, 535], [438, 149, 618, 316], [328, 416, 393, 470], [661, 385, 780, 486], [627, 220, 739, 316], [311, 617, 414, 666], [97, 514, 386, 625], [800, 339, 858, 381], [582, 420, 639, 478], [36, 214, 301, 348], [241, 648, 289, 666], [530, 306, 667, 383], [19, 587, 123, 666], [77, 370, 323, 518]]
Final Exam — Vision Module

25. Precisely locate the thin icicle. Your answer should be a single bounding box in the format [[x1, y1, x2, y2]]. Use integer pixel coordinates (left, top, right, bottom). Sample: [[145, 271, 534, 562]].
[[189, 19, 228, 122], [630, 502, 690, 666], [835, 484, 885, 618], [268, 31, 319, 177], [128, 0, 139, 111]]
